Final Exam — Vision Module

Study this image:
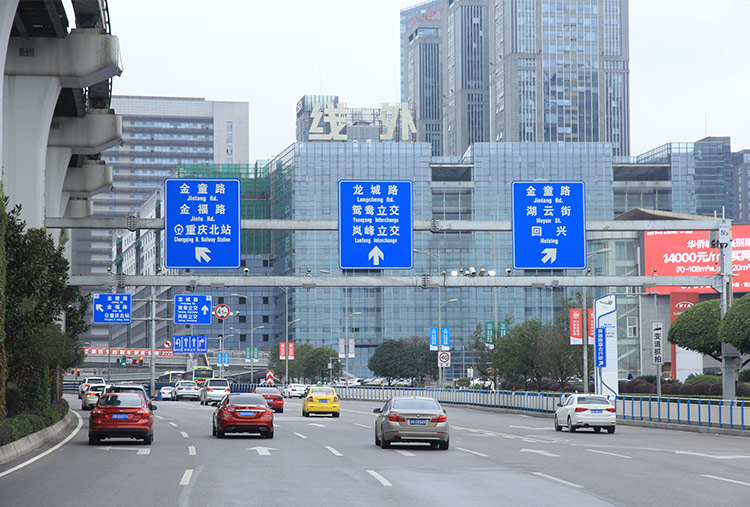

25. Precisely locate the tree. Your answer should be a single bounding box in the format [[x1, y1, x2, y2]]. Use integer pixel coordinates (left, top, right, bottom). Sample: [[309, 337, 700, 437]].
[[718, 293, 750, 366], [542, 315, 581, 389], [368, 340, 406, 383], [668, 299, 722, 361], [466, 324, 494, 380], [302, 346, 339, 382], [494, 320, 546, 389]]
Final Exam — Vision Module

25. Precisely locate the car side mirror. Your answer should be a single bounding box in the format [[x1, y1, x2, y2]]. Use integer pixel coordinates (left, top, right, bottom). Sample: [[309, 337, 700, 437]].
[[150, 404, 158, 411], [373, 408, 381, 413], [212, 402, 219, 407], [557, 403, 562, 407]]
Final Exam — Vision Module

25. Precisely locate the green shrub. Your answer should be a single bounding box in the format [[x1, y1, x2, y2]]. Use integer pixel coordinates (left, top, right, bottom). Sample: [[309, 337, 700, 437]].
[[685, 374, 722, 385], [738, 370, 750, 383], [6, 385, 21, 417], [0, 399, 68, 446], [636, 375, 657, 385]]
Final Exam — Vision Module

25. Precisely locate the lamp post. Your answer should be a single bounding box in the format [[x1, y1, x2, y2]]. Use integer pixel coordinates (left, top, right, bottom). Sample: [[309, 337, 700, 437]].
[[414, 249, 443, 385], [582, 247, 612, 394], [286, 318, 301, 383], [344, 311, 361, 383], [438, 298, 458, 387], [230, 293, 253, 352], [250, 325, 264, 384]]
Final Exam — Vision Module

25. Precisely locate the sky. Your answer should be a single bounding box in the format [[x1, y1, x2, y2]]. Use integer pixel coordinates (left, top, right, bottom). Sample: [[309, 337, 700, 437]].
[[101, 0, 750, 161]]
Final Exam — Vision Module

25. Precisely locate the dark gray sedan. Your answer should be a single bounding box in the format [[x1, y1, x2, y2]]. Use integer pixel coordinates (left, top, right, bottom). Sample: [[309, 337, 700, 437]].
[[373, 396, 449, 450]]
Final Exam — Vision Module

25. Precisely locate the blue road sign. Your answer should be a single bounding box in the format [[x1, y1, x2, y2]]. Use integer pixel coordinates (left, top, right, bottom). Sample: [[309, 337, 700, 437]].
[[339, 180, 413, 270], [217, 352, 230, 366], [511, 181, 586, 270], [164, 178, 240, 269], [172, 335, 207, 354], [92, 294, 131, 324], [595, 327, 607, 367], [429, 327, 438, 351], [174, 294, 212, 325], [441, 327, 450, 349]]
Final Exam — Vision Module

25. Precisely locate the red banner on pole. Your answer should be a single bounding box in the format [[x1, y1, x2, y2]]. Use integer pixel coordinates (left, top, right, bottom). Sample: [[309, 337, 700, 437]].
[[288, 342, 295, 360], [279, 342, 286, 360], [570, 308, 582, 345]]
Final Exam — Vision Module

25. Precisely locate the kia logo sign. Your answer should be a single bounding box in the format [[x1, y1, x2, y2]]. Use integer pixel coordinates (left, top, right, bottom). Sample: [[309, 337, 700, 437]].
[[674, 301, 694, 310]]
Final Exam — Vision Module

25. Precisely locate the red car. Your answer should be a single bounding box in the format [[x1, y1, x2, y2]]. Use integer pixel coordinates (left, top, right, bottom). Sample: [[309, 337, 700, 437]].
[[254, 386, 284, 413], [213, 393, 274, 438], [89, 393, 156, 445]]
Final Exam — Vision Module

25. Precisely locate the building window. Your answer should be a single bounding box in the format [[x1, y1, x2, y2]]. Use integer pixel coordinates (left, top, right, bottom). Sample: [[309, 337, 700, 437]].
[[262, 297, 269, 305], [262, 334, 269, 342], [226, 121, 233, 131], [262, 315, 269, 323], [239, 315, 246, 323]]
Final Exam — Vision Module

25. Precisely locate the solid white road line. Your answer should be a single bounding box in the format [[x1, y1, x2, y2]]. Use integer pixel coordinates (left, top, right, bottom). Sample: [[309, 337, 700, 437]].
[[180, 431, 189, 439], [0, 411, 84, 479], [520, 448, 560, 457], [702, 474, 750, 487], [456, 447, 489, 458], [179, 469, 193, 486], [509, 425, 550, 431], [677, 451, 750, 460], [293, 432, 307, 439], [587, 449, 631, 459], [325, 446, 343, 456], [395, 450, 415, 456], [353, 423, 370, 429], [156, 415, 164, 420], [367, 470, 392, 487], [533, 472, 583, 488], [169, 422, 178, 427], [188, 446, 196, 456]]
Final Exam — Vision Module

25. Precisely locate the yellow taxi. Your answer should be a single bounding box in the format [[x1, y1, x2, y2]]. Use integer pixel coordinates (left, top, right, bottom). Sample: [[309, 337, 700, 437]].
[[302, 385, 340, 417]]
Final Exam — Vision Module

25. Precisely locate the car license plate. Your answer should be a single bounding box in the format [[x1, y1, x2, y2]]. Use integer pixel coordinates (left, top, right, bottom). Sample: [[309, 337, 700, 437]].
[[112, 414, 128, 419], [319, 399, 328, 403], [590, 410, 602, 414], [410, 419, 427, 425], [239, 411, 255, 416]]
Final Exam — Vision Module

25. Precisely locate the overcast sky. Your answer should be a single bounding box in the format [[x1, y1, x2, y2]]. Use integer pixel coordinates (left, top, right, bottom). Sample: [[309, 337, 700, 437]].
[[103, 0, 750, 161]]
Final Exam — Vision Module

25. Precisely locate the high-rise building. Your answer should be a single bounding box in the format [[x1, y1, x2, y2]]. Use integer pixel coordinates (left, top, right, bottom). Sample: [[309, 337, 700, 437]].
[[734, 149, 750, 222], [78, 95, 249, 347]]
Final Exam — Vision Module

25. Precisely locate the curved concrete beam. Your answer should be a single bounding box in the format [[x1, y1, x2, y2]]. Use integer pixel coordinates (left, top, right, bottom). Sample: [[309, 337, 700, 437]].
[[48, 109, 122, 154], [63, 159, 112, 198]]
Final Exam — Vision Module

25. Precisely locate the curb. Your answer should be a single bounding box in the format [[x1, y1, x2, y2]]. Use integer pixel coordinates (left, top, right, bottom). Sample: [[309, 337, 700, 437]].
[[0, 412, 72, 465]]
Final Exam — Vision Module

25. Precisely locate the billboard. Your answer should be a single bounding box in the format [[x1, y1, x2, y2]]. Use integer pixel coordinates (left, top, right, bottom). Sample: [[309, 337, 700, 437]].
[[643, 225, 750, 294]]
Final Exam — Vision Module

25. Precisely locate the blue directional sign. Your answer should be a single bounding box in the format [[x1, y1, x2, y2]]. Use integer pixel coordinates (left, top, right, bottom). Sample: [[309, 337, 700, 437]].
[[429, 327, 438, 351], [172, 335, 208, 354], [441, 327, 450, 349], [92, 293, 131, 324], [164, 178, 240, 269], [174, 294, 212, 325], [217, 352, 230, 366], [511, 181, 586, 270], [595, 327, 607, 367], [339, 180, 413, 270]]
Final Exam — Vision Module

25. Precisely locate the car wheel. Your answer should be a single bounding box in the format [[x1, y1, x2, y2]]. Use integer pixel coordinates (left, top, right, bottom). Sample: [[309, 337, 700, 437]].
[[380, 437, 390, 449], [439, 440, 449, 450], [265, 430, 274, 439], [200, 398, 204, 405], [144, 432, 153, 445], [278, 408, 284, 414], [302, 410, 308, 417], [554, 416, 562, 431], [567, 417, 576, 432], [212, 422, 217, 436], [217, 426, 225, 438], [607, 426, 615, 434], [375, 430, 381, 446], [332, 411, 339, 418], [593, 426, 601, 433], [88, 433, 99, 445]]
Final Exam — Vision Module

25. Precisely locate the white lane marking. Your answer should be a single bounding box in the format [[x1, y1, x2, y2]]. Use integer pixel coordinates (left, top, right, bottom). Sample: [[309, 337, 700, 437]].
[[0, 411, 83, 479], [325, 446, 343, 456], [180, 431, 189, 439], [587, 449, 631, 459], [367, 470, 392, 487], [533, 472, 583, 489], [156, 415, 164, 420], [509, 425, 550, 431], [97, 446, 150, 454], [308, 423, 326, 427], [520, 448, 559, 457], [456, 447, 489, 457], [395, 450, 415, 456], [247, 446, 276, 456], [188, 446, 196, 456], [137, 449, 151, 455], [353, 423, 370, 429], [702, 474, 750, 487], [179, 469, 193, 486], [293, 432, 308, 439], [169, 422, 178, 427], [677, 451, 750, 460]]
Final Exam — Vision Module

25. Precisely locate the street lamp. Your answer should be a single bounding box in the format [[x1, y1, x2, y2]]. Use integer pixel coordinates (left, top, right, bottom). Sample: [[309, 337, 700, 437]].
[[230, 293, 253, 353], [414, 249, 446, 386], [438, 298, 458, 387], [250, 325, 264, 384], [286, 318, 301, 383], [582, 247, 612, 393], [344, 311, 361, 383]]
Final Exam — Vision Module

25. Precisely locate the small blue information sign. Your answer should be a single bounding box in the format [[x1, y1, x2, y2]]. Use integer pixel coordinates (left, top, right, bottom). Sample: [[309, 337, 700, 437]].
[[92, 294, 131, 324], [595, 327, 607, 368], [441, 327, 450, 349], [429, 327, 438, 351], [338, 180, 413, 270], [172, 335, 208, 354], [164, 178, 240, 269], [511, 181, 586, 270], [174, 295, 212, 325]]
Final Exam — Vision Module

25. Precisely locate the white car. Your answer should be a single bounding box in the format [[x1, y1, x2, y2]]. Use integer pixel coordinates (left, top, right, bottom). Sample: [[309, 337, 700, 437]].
[[554, 394, 616, 433], [159, 385, 175, 400], [283, 384, 307, 398], [78, 377, 105, 399], [174, 380, 200, 401], [81, 384, 107, 410], [200, 378, 231, 405]]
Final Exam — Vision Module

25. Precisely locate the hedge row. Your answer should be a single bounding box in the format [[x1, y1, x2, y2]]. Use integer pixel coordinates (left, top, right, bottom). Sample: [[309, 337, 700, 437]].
[[618, 378, 750, 397], [0, 398, 68, 447]]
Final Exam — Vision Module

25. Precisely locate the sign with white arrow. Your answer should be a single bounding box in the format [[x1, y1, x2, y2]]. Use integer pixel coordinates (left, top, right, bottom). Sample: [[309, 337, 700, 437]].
[[164, 178, 240, 269], [511, 180, 586, 270], [172, 335, 208, 353], [247, 446, 276, 456], [92, 294, 131, 324], [174, 294, 212, 325], [338, 180, 413, 270]]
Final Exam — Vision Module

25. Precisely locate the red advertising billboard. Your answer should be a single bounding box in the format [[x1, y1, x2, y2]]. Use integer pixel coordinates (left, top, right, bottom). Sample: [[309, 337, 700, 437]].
[[569, 309, 582, 345], [643, 225, 750, 294]]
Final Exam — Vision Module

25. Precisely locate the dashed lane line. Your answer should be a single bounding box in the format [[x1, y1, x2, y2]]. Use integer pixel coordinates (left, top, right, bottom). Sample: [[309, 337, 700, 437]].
[[293, 432, 307, 439], [395, 450, 415, 456], [188, 446, 196, 456], [587, 449, 631, 459], [367, 470, 392, 487], [353, 423, 370, 429], [702, 475, 750, 487], [169, 422, 178, 427], [180, 432, 189, 439], [179, 469, 193, 486], [533, 472, 583, 489], [325, 446, 343, 456], [456, 447, 489, 458]]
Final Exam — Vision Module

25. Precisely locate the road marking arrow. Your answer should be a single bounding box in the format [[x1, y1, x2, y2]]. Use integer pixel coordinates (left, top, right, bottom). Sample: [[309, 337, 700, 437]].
[[308, 423, 326, 428], [247, 446, 276, 456], [368, 246, 384, 266], [195, 246, 212, 263], [541, 248, 557, 264], [97, 447, 151, 455]]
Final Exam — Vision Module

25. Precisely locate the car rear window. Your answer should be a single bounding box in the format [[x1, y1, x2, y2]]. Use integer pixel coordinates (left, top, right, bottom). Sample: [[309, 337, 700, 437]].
[[99, 394, 143, 407], [180, 382, 197, 387], [228, 394, 267, 405], [310, 388, 335, 396], [209, 379, 229, 387], [89, 385, 106, 393], [392, 398, 440, 410], [255, 387, 280, 395], [577, 396, 611, 405]]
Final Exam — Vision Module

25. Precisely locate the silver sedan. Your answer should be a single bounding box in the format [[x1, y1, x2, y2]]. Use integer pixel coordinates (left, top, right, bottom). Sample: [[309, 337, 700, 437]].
[[373, 396, 449, 450]]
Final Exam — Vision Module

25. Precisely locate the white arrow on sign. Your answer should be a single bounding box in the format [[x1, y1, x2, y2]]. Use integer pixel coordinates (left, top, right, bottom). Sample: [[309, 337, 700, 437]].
[[95, 304, 104, 312], [541, 248, 557, 264], [247, 446, 276, 456], [201, 305, 209, 315], [195, 246, 212, 263], [368, 246, 384, 266]]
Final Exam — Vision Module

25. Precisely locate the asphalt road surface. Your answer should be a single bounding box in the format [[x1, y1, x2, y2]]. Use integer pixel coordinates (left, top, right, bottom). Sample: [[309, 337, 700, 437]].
[[1, 394, 749, 506]]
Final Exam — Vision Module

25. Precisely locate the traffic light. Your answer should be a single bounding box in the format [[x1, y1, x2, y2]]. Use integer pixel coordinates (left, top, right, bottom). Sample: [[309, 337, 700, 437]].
[[119, 356, 126, 366], [139, 356, 144, 366], [76, 368, 81, 377]]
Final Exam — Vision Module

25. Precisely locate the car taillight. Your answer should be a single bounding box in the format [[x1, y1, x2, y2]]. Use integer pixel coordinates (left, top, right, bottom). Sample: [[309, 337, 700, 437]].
[[333, 396, 339, 402], [306, 396, 314, 402], [388, 414, 405, 422], [225, 388, 230, 392], [606, 408, 616, 413], [135, 409, 149, 415], [431, 414, 447, 423], [207, 388, 213, 391], [92, 409, 104, 415], [574, 407, 587, 412]]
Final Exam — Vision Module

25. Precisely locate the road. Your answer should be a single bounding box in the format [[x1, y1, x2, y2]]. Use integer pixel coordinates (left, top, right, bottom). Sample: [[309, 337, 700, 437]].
[[1, 394, 749, 506]]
